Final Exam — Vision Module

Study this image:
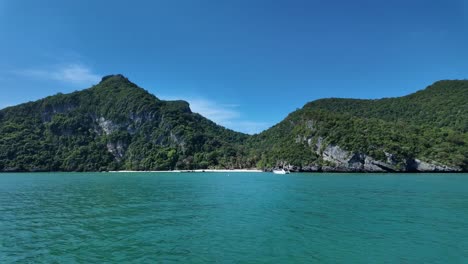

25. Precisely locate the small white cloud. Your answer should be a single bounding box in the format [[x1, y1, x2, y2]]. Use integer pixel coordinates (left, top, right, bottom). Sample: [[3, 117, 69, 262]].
[[159, 95, 270, 134], [17, 64, 100, 85], [188, 98, 240, 124]]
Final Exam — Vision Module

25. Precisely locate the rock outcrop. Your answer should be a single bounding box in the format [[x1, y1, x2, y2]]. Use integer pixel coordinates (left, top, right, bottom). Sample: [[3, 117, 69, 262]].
[[279, 136, 462, 173], [406, 159, 462, 172]]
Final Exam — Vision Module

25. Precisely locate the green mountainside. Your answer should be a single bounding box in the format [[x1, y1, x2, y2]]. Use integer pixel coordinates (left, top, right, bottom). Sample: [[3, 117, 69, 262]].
[[249, 80, 467, 172], [0, 75, 249, 171], [0, 75, 466, 172], [304, 80, 467, 132]]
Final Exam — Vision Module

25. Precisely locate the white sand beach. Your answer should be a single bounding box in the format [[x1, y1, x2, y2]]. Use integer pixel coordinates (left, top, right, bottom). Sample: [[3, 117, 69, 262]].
[[108, 169, 264, 173]]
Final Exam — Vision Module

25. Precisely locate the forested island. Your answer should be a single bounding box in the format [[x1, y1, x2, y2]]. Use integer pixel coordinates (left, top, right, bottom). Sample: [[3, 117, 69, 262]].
[[0, 74, 466, 172]]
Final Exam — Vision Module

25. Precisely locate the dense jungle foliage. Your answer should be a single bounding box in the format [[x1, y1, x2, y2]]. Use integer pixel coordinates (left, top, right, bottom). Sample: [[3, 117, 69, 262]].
[[249, 80, 467, 170], [0, 75, 466, 171], [0, 75, 249, 171]]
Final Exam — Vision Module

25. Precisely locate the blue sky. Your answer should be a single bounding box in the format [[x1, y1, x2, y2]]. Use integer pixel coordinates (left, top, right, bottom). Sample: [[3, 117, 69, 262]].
[[1, 0, 467, 134]]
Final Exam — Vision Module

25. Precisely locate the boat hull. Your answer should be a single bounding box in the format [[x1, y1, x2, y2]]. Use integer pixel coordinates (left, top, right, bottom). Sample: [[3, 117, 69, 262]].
[[273, 170, 289, 174]]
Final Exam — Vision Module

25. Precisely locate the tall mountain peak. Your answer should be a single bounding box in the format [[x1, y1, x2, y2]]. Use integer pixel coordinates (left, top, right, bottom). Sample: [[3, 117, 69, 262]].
[[96, 74, 142, 93], [100, 74, 131, 84], [101, 73, 128, 82]]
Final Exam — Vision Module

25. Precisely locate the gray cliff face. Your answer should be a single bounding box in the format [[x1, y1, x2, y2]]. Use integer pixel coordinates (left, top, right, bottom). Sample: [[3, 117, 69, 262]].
[[96, 111, 190, 162], [320, 144, 393, 172], [288, 136, 461, 173], [106, 141, 126, 161], [41, 102, 78, 122], [406, 159, 461, 172], [97, 117, 120, 135]]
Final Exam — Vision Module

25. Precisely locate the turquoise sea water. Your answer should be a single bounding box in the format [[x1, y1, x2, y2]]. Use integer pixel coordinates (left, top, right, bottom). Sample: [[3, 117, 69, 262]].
[[0, 172, 467, 263]]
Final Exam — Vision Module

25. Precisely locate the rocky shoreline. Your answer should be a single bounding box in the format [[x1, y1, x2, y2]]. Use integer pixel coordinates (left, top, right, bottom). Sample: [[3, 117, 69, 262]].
[[264, 140, 464, 173], [263, 166, 465, 173]]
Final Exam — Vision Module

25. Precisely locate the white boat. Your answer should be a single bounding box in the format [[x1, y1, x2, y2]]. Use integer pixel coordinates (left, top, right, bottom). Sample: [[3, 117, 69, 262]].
[[273, 169, 290, 174]]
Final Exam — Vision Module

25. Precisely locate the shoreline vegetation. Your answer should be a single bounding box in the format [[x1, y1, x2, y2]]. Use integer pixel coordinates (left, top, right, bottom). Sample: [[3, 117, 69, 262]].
[[0, 75, 466, 173], [1, 170, 466, 174], [108, 169, 264, 173], [105, 170, 466, 174]]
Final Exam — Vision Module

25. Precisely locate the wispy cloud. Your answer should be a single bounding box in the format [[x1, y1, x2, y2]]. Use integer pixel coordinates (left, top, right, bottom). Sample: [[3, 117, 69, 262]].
[[187, 98, 241, 124], [16, 64, 100, 85], [159, 95, 270, 134]]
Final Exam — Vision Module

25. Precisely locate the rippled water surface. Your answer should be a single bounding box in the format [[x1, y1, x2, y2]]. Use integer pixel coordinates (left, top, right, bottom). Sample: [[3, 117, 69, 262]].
[[1, 172, 467, 263]]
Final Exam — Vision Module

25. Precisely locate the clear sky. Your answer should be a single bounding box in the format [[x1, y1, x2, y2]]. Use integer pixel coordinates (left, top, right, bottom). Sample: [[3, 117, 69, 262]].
[[1, 0, 467, 134]]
